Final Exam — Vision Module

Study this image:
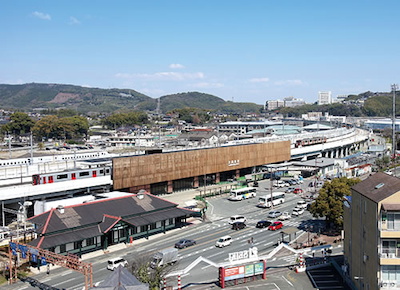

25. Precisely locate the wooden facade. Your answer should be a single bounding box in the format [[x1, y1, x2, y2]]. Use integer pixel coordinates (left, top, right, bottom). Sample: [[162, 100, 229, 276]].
[[112, 141, 290, 190]]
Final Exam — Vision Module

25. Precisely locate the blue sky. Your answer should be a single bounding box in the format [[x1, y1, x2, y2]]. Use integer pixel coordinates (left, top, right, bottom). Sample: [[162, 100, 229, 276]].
[[1, 1, 399, 105]]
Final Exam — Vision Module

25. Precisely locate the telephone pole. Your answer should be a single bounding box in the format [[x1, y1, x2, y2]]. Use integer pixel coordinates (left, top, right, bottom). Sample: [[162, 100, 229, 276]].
[[392, 84, 398, 175]]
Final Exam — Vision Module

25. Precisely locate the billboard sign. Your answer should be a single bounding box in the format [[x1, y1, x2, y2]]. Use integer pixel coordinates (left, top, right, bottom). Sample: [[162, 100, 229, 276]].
[[224, 266, 245, 281]]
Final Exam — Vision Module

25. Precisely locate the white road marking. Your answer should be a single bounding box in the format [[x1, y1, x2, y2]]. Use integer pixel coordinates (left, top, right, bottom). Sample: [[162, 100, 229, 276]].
[[282, 275, 294, 286]]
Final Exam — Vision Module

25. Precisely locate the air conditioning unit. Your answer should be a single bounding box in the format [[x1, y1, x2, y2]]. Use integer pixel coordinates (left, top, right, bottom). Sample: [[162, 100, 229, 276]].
[[381, 281, 389, 288], [381, 253, 388, 258], [388, 253, 396, 259]]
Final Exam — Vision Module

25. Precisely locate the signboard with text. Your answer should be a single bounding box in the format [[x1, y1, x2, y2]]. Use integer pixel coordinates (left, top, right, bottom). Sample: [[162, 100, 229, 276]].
[[224, 266, 245, 281]]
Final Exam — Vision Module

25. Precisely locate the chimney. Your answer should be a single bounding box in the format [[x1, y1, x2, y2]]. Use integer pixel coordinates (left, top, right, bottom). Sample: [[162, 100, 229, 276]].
[[57, 205, 65, 214]]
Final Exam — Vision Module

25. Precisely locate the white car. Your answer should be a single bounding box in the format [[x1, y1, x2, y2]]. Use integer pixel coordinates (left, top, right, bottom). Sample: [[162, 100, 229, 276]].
[[279, 211, 291, 220], [229, 215, 246, 224], [216, 235, 232, 247], [296, 200, 307, 209], [274, 180, 289, 188], [107, 257, 128, 270], [292, 207, 305, 216]]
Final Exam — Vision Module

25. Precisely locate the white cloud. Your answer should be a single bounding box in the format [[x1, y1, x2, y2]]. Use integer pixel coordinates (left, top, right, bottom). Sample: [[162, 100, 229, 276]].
[[274, 79, 305, 86], [249, 77, 269, 83], [69, 16, 81, 25], [32, 11, 51, 20], [169, 63, 185, 69], [191, 82, 224, 88], [115, 72, 204, 81]]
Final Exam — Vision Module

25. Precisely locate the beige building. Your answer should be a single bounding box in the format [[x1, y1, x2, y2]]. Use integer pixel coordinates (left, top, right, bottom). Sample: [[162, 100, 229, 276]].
[[344, 172, 400, 289]]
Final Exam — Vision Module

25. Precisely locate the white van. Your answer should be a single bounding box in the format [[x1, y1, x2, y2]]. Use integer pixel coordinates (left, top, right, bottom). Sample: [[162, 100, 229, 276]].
[[229, 215, 246, 224], [297, 200, 307, 209], [216, 235, 232, 247], [107, 257, 128, 270]]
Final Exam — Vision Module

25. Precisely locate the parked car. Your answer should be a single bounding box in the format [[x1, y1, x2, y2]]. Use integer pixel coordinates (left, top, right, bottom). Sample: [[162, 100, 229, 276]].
[[216, 235, 232, 247], [175, 239, 196, 249], [292, 207, 305, 216], [232, 221, 246, 230], [256, 220, 272, 228], [268, 221, 283, 231], [286, 187, 296, 193], [279, 212, 291, 220], [293, 188, 304, 194], [268, 210, 282, 218]]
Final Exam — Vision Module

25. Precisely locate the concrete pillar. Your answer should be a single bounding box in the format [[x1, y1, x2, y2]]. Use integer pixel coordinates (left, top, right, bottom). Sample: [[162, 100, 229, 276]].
[[167, 180, 173, 194], [215, 172, 220, 183], [193, 176, 199, 188]]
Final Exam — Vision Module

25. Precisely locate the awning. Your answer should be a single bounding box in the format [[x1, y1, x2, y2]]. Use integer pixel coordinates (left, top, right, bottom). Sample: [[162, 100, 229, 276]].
[[382, 204, 400, 211], [280, 227, 298, 235]]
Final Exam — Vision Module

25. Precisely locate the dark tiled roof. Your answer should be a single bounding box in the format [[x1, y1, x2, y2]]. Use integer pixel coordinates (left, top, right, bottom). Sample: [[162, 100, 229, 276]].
[[30, 225, 101, 249], [29, 193, 178, 235], [124, 208, 193, 226], [352, 172, 400, 203], [94, 264, 149, 289], [100, 215, 121, 233]]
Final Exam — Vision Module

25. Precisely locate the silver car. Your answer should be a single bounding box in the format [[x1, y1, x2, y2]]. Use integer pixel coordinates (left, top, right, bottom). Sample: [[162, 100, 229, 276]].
[[268, 210, 282, 218]]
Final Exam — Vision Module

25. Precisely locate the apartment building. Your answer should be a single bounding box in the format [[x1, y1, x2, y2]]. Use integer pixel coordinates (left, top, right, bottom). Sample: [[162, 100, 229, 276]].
[[344, 172, 400, 289], [318, 91, 332, 105]]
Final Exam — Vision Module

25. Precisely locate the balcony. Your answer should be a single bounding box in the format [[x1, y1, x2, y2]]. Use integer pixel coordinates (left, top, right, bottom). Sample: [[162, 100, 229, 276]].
[[380, 250, 400, 265], [380, 221, 400, 238]]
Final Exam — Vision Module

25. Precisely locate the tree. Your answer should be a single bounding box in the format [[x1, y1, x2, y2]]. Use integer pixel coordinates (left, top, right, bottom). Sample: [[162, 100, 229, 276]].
[[130, 252, 177, 290], [32, 115, 89, 141], [309, 177, 361, 230], [375, 155, 391, 170], [1, 112, 35, 136]]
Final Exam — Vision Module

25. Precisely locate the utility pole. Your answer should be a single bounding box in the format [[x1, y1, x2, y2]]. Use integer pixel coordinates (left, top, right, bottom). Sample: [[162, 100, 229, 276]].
[[392, 84, 399, 176]]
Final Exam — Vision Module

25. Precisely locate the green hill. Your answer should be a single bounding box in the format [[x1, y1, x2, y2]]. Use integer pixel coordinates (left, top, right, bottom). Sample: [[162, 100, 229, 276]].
[[0, 83, 263, 115]]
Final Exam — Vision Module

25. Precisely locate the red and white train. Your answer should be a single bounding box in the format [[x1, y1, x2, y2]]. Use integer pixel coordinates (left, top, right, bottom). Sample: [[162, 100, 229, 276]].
[[294, 137, 327, 148], [32, 166, 112, 185]]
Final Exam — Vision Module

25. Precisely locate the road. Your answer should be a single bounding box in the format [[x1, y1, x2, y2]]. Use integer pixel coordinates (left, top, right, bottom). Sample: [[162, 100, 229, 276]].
[[6, 178, 326, 289]]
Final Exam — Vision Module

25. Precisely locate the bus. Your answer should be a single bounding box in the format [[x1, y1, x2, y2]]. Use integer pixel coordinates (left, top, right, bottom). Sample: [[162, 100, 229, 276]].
[[228, 187, 257, 201], [257, 192, 285, 208]]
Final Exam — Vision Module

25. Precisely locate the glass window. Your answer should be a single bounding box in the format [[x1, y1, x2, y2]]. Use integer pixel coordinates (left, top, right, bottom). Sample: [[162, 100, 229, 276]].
[[388, 214, 395, 230], [86, 237, 95, 246], [60, 244, 66, 253]]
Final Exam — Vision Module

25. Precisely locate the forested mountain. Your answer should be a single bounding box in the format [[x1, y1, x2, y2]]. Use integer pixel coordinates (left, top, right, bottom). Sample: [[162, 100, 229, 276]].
[[0, 83, 263, 115]]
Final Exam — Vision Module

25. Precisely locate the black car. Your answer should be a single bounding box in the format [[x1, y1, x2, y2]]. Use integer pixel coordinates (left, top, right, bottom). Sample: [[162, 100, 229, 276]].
[[256, 220, 272, 228], [174, 239, 196, 249], [232, 221, 246, 231]]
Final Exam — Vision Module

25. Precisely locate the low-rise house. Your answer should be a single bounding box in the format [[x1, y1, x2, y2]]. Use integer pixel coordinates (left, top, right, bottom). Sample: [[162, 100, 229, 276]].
[[28, 192, 193, 256]]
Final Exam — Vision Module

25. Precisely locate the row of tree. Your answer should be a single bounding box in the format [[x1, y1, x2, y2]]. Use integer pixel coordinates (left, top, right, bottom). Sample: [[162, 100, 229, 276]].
[[0, 112, 89, 141]]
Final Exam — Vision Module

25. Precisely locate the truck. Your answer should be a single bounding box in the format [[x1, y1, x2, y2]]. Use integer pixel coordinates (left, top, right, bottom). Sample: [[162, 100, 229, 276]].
[[150, 248, 178, 268]]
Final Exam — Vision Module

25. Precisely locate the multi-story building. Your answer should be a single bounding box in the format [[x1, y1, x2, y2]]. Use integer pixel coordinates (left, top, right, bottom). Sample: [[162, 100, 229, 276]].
[[217, 120, 281, 135], [283, 96, 306, 107], [266, 100, 285, 110], [344, 172, 400, 289], [266, 97, 306, 110], [318, 91, 332, 105]]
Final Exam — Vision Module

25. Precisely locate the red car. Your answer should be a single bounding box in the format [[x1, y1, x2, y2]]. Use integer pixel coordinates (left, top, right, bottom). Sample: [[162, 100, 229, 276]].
[[268, 221, 283, 231], [293, 188, 304, 194]]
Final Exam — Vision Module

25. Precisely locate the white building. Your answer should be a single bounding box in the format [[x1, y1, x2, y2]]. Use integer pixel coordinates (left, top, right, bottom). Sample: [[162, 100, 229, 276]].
[[318, 91, 332, 105]]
